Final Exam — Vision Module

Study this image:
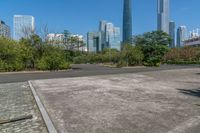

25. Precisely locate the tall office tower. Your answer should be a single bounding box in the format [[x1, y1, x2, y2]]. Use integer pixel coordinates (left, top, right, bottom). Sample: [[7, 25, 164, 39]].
[[99, 20, 107, 49], [99, 21, 121, 51], [105, 23, 121, 51], [169, 21, 175, 47], [0, 20, 10, 38], [123, 0, 132, 44], [157, 0, 170, 34], [13, 15, 35, 40], [177, 26, 187, 47], [87, 32, 102, 53]]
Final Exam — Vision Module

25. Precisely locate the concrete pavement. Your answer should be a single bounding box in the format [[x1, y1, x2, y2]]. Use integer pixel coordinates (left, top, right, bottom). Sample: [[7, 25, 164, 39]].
[[31, 67, 200, 133]]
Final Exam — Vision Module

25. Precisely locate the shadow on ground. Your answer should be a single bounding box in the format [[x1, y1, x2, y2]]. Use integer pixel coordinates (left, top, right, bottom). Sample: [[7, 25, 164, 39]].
[[177, 88, 200, 98]]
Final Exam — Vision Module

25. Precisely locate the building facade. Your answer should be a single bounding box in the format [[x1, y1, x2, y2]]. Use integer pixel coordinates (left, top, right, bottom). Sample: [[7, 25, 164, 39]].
[[177, 26, 187, 47], [105, 23, 121, 51], [0, 20, 10, 38], [157, 0, 170, 34], [123, 0, 132, 44], [87, 32, 102, 53], [99, 21, 121, 51], [184, 37, 200, 47], [99, 21, 107, 50], [169, 21, 175, 47], [13, 15, 35, 40], [46, 33, 65, 46]]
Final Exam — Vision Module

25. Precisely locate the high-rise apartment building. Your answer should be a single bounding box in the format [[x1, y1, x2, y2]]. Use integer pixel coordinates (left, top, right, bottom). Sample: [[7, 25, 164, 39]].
[[13, 15, 35, 40], [169, 21, 175, 47], [0, 20, 10, 38], [157, 0, 170, 34], [177, 26, 187, 47], [99, 21, 121, 51], [87, 32, 102, 53], [123, 0, 132, 44]]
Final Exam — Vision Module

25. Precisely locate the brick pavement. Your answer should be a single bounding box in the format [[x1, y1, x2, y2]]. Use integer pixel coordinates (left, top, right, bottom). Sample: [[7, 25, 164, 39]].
[[0, 82, 47, 133]]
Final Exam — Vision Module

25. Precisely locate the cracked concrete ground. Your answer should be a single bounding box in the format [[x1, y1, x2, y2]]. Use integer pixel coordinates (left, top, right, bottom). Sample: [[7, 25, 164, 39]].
[[31, 68, 200, 133]]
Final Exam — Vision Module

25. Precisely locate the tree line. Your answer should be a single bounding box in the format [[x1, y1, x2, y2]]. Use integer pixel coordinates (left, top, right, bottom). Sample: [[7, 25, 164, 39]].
[[0, 30, 199, 72]]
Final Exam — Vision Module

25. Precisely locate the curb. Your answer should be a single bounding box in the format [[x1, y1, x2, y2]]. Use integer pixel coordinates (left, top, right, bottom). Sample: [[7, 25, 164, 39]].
[[0, 69, 72, 75], [28, 81, 58, 133]]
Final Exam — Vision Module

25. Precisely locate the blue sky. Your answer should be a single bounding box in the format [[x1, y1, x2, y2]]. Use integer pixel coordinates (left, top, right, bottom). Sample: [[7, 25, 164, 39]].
[[0, 0, 199, 37]]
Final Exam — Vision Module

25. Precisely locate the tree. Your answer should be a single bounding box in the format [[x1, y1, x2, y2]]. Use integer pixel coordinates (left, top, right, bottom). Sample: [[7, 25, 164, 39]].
[[0, 37, 24, 71], [134, 31, 171, 66]]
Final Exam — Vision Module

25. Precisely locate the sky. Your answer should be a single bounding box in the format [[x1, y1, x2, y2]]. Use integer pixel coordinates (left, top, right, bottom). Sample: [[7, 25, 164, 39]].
[[0, 0, 200, 37]]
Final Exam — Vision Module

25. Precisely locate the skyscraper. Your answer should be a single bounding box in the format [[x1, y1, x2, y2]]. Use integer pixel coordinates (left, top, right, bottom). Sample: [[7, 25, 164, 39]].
[[123, 0, 132, 44], [99, 21, 121, 51], [169, 21, 175, 47], [14, 15, 35, 40], [157, 0, 170, 34], [0, 20, 10, 38], [99, 21, 107, 49], [177, 26, 187, 47]]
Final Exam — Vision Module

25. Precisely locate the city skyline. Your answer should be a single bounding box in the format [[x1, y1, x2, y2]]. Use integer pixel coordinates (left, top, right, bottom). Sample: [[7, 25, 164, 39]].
[[87, 21, 121, 52], [0, 0, 199, 37]]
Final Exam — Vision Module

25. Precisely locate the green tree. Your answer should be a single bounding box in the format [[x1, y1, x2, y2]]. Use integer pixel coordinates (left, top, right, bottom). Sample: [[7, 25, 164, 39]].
[[134, 31, 171, 66], [19, 38, 36, 68], [0, 37, 24, 71], [36, 45, 70, 70]]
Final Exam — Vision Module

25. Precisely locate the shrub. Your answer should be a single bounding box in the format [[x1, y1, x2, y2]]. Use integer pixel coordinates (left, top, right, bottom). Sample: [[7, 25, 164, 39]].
[[119, 45, 144, 66], [73, 55, 88, 64], [117, 60, 127, 68], [164, 46, 200, 64], [36, 45, 70, 70], [0, 38, 25, 71]]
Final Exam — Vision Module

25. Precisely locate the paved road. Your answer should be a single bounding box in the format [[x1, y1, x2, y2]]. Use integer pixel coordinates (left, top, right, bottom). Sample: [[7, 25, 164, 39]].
[[0, 64, 199, 83]]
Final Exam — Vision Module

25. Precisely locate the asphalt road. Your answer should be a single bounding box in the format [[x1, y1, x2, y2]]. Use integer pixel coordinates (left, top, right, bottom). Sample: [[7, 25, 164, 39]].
[[0, 64, 199, 83]]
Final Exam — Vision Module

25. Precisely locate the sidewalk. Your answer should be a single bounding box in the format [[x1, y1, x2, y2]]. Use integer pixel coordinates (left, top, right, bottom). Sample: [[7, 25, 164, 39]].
[[0, 82, 47, 133]]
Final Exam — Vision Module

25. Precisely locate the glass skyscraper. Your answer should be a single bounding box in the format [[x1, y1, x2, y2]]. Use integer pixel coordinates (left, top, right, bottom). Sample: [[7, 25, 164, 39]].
[[157, 0, 170, 34], [99, 21, 121, 51], [13, 15, 35, 40], [177, 26, 187, 47], [99, 21, 107, 50], [169, 21, 175, 48], [123, 0, 132, 44]]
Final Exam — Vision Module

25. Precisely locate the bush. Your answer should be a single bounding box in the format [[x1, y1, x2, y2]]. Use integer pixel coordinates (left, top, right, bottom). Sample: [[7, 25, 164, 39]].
[[164, 46, 200, 64], [119, 45, 144, 66], [0, 36, 73, 72], [0, 38, 25, 71], [73, 55, 88, 64], [36, 45, 70, 70], [117, 60, 127, 68]]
